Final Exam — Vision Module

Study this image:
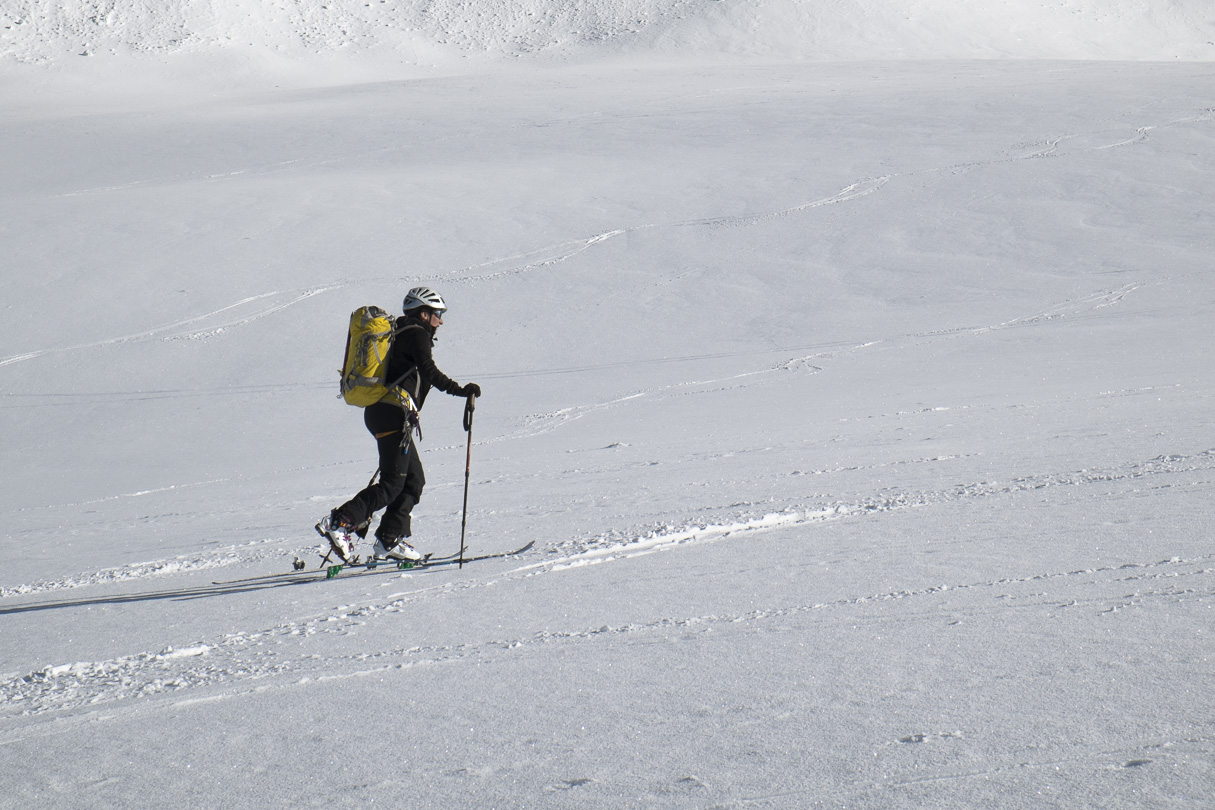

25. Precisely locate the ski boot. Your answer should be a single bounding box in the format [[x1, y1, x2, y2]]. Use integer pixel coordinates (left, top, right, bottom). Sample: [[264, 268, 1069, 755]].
[[371, 536, 423, 562], [316, 512, 360, 563]]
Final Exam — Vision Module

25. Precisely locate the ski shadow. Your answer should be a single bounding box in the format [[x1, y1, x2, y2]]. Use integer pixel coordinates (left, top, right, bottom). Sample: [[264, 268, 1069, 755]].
[[0, 544, 530, 616], [0, 574, 321, 616]]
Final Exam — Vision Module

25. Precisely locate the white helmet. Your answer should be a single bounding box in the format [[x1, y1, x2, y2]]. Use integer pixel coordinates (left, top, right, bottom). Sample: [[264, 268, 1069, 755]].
[[403, 286, 447, 314]]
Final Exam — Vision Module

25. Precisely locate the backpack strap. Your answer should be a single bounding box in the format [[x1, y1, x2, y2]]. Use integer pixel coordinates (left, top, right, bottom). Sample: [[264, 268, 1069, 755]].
[[386, 320, 430, 415], [386, 322, 427, 403]]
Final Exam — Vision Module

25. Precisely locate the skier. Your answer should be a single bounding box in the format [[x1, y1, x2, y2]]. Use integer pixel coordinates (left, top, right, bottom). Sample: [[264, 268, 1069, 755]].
[[317, 287, 481, 562]]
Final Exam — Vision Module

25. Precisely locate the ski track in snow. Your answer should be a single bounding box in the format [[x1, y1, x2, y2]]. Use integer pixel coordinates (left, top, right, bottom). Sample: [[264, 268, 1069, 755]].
[[2, 544, 1211, 728], [0, 276, 1146, 429], [4, 440, 1210, 600], [2, 449, 1213, 723], [429, 109, 1209, 287], [498, 282, 1147, 443], [0, 286, 341, 367], [542, 449, 1215, 561], [0, 538, 293, 599], [2, 102, 1210, 756], [2, 107, 1199, 378], [0, 277, 1148, 421]]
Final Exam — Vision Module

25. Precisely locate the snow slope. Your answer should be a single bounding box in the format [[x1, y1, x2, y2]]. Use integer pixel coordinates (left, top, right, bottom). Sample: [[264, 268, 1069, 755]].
[[1, 0, 1213, 93], [1, 1, 1214, 808]]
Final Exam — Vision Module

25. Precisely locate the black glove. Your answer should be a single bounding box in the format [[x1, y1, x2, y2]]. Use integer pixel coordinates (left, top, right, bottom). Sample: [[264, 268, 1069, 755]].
[[458, 383, 481, 398]]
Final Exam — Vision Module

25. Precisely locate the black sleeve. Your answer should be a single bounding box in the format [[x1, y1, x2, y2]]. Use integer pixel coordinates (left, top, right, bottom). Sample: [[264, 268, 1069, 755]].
[[416, 345, 461, 396], [394, 325, 461, 396]]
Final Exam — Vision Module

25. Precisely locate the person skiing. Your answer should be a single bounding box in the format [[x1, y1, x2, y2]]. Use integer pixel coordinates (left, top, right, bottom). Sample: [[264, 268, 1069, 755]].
[[316, 287, 481, 563]]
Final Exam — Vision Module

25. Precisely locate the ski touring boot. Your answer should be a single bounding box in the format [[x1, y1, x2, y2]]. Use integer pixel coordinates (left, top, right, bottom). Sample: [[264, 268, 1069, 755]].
[[316, 511, 359, 563], [371, 536, 423, 562]]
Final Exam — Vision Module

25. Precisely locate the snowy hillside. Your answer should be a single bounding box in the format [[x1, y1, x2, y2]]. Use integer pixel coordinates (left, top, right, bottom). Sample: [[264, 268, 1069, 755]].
[[1, 0, 1214, 808], [2, 0, 1214, 91]]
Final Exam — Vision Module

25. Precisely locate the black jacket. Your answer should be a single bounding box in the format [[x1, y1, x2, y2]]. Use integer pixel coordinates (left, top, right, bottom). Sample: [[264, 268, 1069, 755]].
[[384, 314, 461, 410]]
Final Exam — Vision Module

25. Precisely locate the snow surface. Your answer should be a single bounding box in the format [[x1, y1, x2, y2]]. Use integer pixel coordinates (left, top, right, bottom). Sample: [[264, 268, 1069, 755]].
[[1, 1, 1214, 808]]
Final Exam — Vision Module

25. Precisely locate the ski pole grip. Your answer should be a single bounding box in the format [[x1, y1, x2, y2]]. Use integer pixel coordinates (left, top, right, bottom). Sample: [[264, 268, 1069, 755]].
[[463, 394, 475, 432]]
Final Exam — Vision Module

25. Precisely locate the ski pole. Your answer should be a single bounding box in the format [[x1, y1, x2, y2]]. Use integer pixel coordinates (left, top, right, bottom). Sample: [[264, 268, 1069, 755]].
[[458, 394, 476, 568]]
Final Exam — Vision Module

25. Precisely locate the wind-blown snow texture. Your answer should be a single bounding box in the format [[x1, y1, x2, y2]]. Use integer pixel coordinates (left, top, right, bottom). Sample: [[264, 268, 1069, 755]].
[[1, 1, 1214, 808], [2, 0, 1214, 88]]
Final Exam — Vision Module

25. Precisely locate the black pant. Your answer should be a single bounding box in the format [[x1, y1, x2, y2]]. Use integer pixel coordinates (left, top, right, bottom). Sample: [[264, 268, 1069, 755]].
[[338, 403, 425, 540]]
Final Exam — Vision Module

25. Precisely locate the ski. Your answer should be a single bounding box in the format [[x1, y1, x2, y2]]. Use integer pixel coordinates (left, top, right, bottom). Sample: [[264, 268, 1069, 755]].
[[210, 554, 416, 585], [322, 540, 536, 579], [211, 540, 535, 585], [323, 553, 429, 579]]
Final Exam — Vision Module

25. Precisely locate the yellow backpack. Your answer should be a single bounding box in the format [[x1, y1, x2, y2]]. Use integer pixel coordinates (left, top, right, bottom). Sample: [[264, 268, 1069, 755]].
[[339, 306, 417, 411]]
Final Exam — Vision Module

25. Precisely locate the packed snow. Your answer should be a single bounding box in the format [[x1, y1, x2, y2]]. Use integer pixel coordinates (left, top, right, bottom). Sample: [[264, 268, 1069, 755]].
[[1, 1, 1213, 808]]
